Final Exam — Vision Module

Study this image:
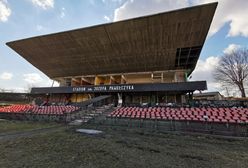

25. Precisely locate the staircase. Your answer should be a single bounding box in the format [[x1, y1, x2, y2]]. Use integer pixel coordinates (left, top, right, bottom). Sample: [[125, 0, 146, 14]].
[[68, 104, 114, 125]]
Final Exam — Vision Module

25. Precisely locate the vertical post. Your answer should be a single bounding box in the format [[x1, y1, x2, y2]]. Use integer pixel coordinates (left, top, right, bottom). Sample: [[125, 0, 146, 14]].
[[156, 92, 158, 105]]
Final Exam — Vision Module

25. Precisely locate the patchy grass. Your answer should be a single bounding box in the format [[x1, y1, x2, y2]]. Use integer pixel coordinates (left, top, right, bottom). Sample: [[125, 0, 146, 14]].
[[0, 120, 59, 134], [0, 122, 248, 168]]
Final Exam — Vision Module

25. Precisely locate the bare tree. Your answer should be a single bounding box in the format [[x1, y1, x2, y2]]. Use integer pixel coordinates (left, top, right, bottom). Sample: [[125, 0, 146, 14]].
[[214, 48, 248, 97]]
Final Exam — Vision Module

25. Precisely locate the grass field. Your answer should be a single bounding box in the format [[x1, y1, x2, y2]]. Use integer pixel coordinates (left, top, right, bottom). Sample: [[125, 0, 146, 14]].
[[0, 120, 58, 134], [0, 120, 248, 168]]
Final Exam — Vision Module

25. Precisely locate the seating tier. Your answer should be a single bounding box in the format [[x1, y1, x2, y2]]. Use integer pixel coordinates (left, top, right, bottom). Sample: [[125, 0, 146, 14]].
[[108, 107, 248, 124]]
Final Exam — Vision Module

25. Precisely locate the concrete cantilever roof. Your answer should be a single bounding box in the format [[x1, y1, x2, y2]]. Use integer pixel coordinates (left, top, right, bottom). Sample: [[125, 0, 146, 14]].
[[6, 2, 217, 79]]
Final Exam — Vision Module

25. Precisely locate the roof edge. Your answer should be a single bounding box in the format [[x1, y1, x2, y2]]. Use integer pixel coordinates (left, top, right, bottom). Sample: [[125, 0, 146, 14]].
[[6, 2, 218, 45]]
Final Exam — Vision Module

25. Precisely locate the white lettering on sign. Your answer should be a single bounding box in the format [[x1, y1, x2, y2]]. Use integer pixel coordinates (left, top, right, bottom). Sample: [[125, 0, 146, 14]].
[[72, 85, 134, 92], [108, 85, 134, 91], [87, 88, 93, 91], [72, 87, 86, 92], [94, 86, 107, 91]]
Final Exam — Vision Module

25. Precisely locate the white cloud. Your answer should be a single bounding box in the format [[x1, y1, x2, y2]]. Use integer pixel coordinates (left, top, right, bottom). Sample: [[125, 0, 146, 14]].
[[192, 0, 248, 37], [0, 87, 27, 93], [0, 0, 11, 22], [23, 73, 59, 87], [223, 44, 241, 55], [113, 0, 248, 37], [114, 0, 189, 21], [36, 24, 45, 31], [89, 0, 96, 5], [104, 15, 111, 21], [190, 44, 248, 97], [23, 73, 43, 84], [60, 7, 65, 18], [0, 73, 59, 93], [190, 56, 220, 91], [102, 0, 124, 4], [0, 72, 13, 80], [31, 0, 54, 10]]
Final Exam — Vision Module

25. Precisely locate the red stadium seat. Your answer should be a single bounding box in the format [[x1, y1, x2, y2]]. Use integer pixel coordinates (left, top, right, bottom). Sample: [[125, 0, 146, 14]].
[[108, 107, 248, 125]]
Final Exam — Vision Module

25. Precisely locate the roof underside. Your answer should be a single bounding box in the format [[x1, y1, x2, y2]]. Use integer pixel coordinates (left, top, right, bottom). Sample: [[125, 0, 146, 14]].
[[6, 3, 217, 79]]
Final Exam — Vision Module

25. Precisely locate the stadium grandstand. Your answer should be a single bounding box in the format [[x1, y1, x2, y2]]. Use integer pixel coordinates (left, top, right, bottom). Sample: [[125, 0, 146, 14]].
[[6, 3, 218, 105], [1, 2, 248, 136]]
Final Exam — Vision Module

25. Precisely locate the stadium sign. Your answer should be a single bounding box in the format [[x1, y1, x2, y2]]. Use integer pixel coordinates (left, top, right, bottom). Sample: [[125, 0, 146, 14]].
[[31, 81, 207, 94], [72, 85, 134, 92]]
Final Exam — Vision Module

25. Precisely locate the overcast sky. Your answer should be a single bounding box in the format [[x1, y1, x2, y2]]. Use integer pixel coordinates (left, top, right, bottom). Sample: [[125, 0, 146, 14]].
[[0, 0, 248, 96]]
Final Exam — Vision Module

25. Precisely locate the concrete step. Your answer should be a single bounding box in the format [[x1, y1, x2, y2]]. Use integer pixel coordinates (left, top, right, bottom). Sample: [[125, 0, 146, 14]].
[[68, 119, 84, 126]]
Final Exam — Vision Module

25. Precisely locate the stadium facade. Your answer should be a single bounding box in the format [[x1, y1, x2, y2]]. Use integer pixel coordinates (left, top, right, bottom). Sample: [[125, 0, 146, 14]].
[[6, 3, 218, 106]]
